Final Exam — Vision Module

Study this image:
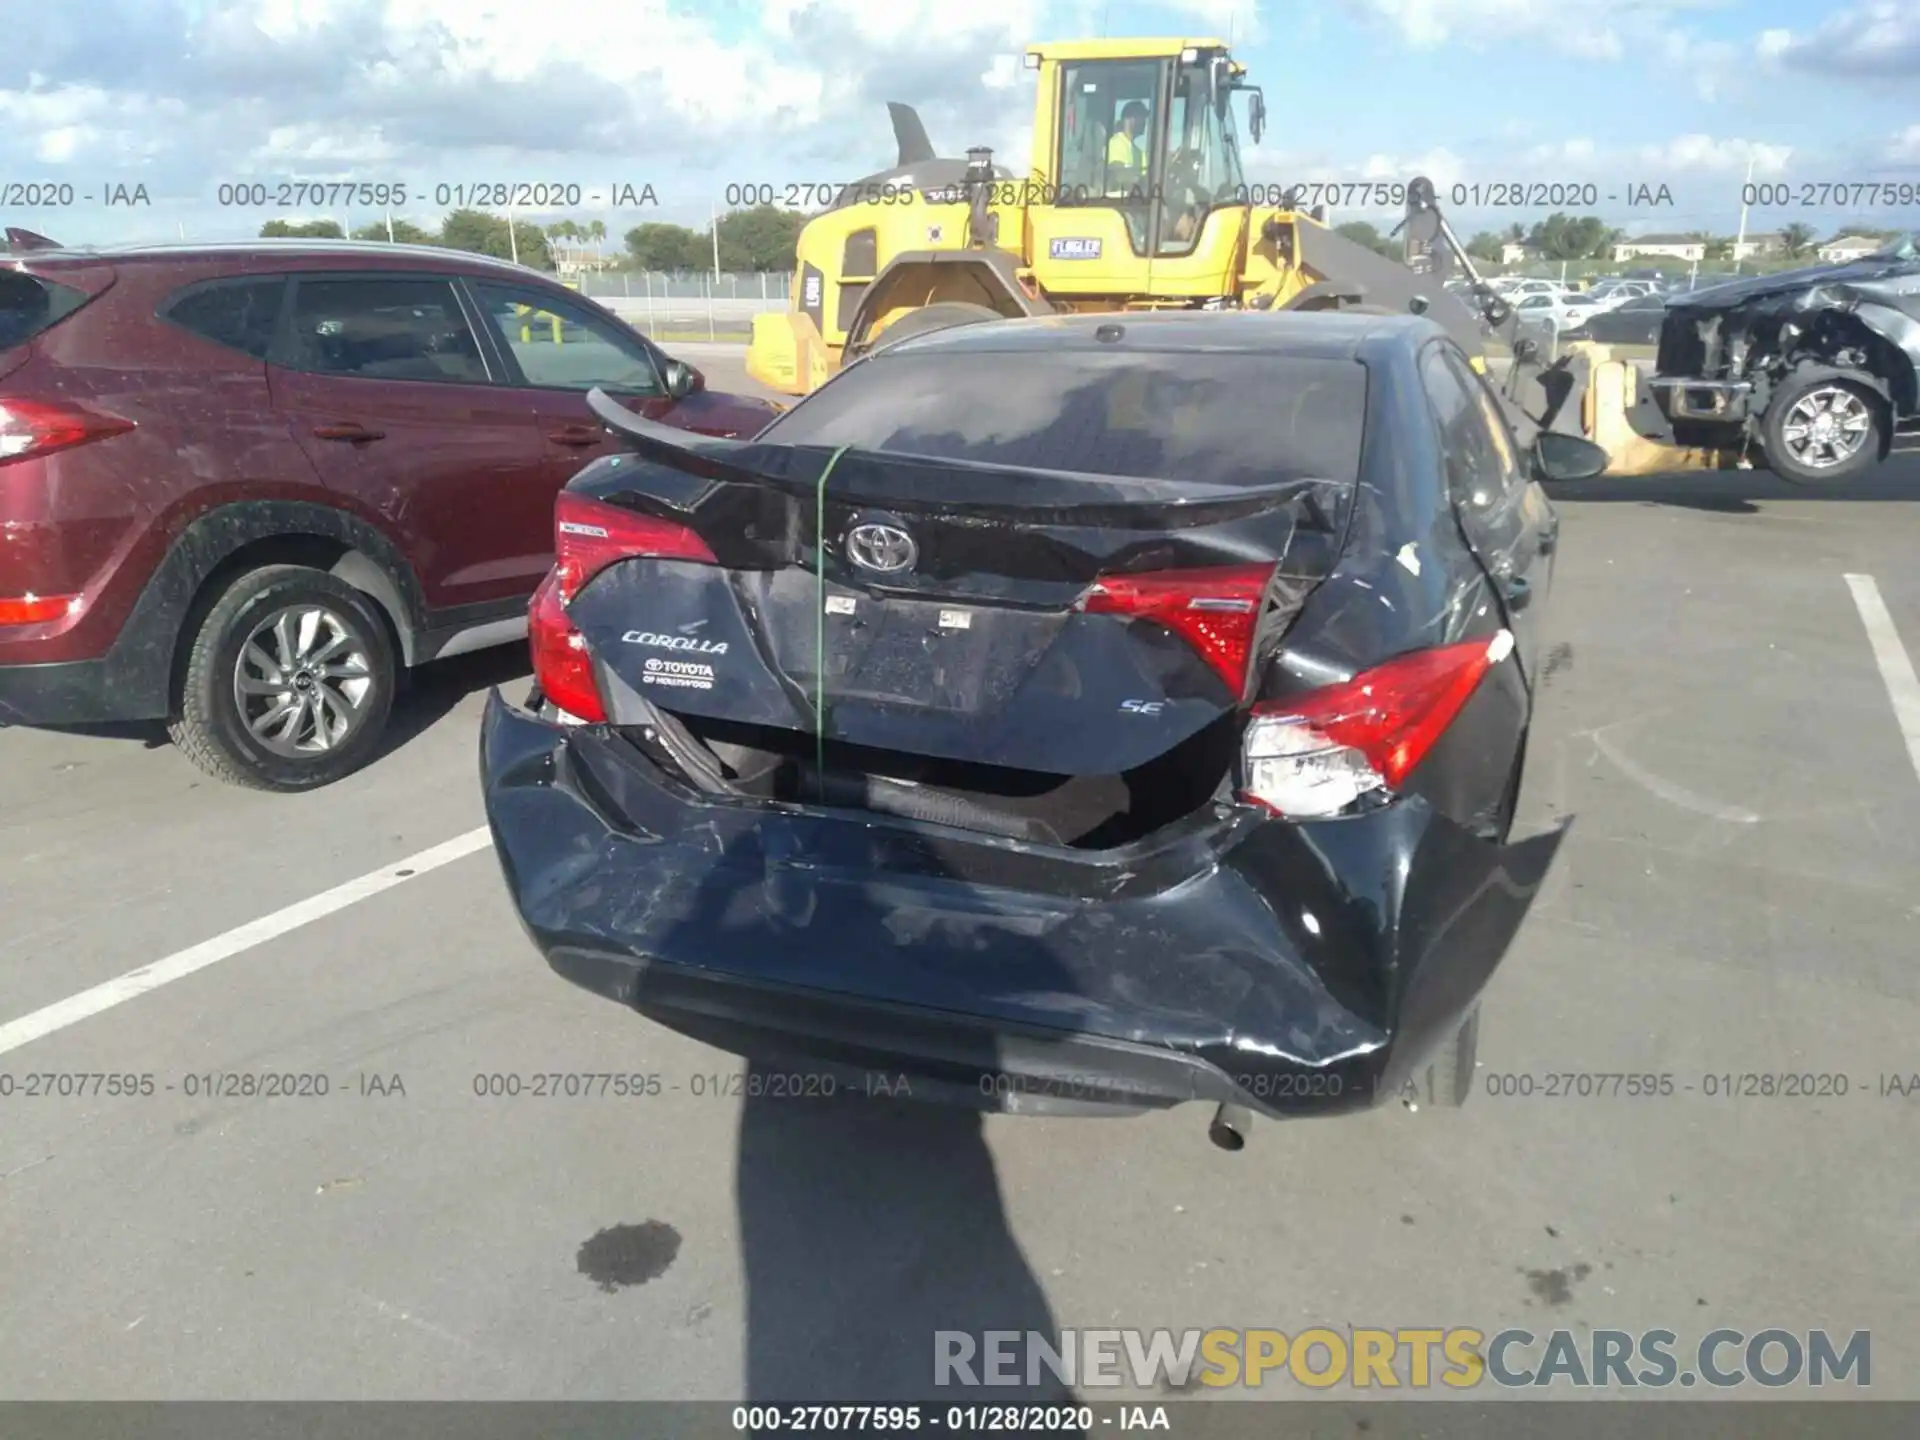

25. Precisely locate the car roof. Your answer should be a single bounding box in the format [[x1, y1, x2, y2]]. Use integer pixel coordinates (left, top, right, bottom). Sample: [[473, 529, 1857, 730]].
[[879, 308, 1448, 362], [7, 238, 549, 280]]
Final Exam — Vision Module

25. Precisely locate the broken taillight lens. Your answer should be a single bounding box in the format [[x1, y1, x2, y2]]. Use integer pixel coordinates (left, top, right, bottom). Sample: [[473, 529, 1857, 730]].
[[1240, 632, 1514, 818], [0, 398, 135, 467], [530, 491, 717, 723], [1079, 563, 1276, 697]]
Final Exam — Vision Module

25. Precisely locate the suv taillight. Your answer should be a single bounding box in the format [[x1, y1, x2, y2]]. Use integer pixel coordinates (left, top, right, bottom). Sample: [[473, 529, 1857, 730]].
[[0, 398, 134, 467], [529, 492, 717, 724], [1079, 563, 1276, 697], [1240, 632, 1513, 818]]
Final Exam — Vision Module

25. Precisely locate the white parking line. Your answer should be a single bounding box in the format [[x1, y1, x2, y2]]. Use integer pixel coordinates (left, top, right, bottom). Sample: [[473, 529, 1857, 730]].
[[1845, 574, 1920, 785], [0, 827, 495, 1059]]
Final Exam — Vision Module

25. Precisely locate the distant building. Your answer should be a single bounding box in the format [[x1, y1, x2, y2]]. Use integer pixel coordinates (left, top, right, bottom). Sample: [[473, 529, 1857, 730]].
[[1817, 234, 1883, 262], [1730, 232, 1785, 261], [1612, 233, 1706, 263], [1500, 242, 1539, 265]]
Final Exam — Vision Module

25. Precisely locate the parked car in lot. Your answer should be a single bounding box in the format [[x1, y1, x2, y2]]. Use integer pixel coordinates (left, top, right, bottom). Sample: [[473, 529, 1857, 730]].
[[1651, 235, 1920, 483], [1509, 291, 1594, 333], [0, 232, 780, 789], [480, 310, 1598, 1144], [1562, 291, 1669, 347]]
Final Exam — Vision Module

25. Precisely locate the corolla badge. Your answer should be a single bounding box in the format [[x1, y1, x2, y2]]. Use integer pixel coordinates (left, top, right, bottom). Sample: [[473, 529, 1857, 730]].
[[845, 520, 918, 574]]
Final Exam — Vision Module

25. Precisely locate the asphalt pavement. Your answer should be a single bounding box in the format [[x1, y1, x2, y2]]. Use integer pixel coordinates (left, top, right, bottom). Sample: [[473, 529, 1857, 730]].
[[3, 345, 1919, 1402]]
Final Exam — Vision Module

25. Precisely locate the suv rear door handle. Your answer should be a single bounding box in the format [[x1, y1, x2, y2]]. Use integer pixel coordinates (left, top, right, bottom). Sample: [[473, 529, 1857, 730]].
[[1538, 520, 1560, 555], [548, 425, 604, 448], [312, 423, 385, 443]]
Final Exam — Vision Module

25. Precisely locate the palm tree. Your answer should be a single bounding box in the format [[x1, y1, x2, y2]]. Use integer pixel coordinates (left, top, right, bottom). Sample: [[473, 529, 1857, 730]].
[[1781, 222, 1816, 258], [588, 219, 608, 269]]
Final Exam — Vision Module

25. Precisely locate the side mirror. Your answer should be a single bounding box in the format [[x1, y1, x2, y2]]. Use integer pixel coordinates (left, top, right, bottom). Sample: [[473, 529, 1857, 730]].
[[663, 359, 702, 399], [1531, 429, 1609, 483]]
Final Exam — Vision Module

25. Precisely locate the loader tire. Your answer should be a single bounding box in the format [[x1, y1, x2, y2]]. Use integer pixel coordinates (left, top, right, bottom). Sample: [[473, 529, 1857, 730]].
[[871, 302, 1004, 352]]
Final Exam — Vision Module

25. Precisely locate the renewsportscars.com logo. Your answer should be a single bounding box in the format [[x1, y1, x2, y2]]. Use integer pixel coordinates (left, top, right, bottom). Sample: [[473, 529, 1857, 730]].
[[934, 1327, 1871, 1391]]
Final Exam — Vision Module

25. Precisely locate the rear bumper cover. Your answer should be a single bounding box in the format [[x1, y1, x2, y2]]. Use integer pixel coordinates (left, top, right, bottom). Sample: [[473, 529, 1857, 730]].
[[480, 691, 1565, 1120]]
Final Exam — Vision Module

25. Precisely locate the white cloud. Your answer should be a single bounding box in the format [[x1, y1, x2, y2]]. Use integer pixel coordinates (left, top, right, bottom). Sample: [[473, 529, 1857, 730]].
[[1344, 0, 1624, 58], [1164, 0, 1265, 43], [1887, 125, 1920, 164], [1764, 2, 1920, 77], [1633, 134, 1792, 175]]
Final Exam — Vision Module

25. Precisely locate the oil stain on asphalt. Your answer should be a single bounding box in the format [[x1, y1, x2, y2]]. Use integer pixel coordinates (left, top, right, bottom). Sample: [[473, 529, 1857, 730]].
[[1522, 1261, 1593, 1306], [578, 1221, 682, 1293]]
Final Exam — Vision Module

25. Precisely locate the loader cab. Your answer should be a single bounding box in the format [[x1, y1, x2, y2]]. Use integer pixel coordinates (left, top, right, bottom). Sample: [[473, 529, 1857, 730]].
[[1043, 41, 1251, 265]]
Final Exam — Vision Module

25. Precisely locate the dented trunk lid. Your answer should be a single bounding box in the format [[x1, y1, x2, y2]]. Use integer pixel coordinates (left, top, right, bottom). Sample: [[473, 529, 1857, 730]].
[[565, 355, 1361, 777]]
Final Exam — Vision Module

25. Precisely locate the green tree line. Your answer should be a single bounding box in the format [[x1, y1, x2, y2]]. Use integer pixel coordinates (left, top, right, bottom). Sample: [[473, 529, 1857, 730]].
[[260, 205, 810, 272]]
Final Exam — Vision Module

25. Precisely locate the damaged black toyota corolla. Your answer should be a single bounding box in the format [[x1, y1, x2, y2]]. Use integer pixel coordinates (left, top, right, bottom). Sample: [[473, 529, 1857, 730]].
[[479, 311, 1591, 1146], [1652, 234, 1920, 483]]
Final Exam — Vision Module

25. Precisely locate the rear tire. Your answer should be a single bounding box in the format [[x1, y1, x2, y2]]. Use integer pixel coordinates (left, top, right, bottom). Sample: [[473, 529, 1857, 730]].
[[1402, 1007, 1480, 1110], [869, 301, 1004, 352], [1759, 368, 1885, 485], [167, 565, 397, 792]]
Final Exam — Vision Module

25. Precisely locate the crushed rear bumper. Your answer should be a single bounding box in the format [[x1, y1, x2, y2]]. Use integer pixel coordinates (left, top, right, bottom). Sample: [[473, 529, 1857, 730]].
[[479, 690, 1565, 1121]]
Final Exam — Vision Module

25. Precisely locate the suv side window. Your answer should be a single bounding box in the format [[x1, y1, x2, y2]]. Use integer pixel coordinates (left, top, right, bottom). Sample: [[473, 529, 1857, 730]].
[[278, 276, 489, 383], [162, 278, 287, 359], [467, 281, 663, 395]]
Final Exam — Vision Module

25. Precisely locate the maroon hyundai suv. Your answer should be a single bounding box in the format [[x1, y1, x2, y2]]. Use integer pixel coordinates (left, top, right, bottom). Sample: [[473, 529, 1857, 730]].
[[0, 231, 779, 790]]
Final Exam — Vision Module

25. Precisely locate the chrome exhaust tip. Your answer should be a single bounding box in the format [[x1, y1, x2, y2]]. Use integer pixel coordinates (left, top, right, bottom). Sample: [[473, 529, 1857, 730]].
[[1208, 1102, 1250, 1152]]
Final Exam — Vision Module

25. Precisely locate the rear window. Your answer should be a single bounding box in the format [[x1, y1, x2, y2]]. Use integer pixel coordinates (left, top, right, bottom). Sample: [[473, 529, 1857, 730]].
[[760, 349, 1367, 487], [0, 271, 87, 353]]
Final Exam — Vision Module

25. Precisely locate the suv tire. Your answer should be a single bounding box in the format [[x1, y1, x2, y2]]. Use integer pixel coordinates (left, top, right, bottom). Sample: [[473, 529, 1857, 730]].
[[1760, 368, 1885, 485], [168, 565, 397, 792]]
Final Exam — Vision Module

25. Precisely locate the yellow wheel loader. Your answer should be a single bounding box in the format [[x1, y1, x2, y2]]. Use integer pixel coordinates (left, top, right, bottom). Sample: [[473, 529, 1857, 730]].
[[746, 36, 1738, 477]]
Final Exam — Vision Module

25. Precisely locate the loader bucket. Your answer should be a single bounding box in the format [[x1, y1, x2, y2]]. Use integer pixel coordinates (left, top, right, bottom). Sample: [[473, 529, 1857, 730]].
[[1504, 344, 1743, 476]]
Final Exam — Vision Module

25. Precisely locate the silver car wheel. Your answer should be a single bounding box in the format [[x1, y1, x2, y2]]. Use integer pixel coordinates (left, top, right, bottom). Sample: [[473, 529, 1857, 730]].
[[1779, 386, 1873, 470], [233, 604, 376, 757]]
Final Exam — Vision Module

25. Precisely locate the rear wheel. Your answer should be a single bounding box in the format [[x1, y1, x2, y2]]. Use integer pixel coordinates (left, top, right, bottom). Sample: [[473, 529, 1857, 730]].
[[869, 301, 1004, 352], [1760, 369, 1884, 484], [168, 565, 397, 792]]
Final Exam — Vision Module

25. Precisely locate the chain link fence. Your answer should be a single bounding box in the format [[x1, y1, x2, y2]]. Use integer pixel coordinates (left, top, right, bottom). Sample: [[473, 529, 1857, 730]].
[[573, 271, 794, 340]]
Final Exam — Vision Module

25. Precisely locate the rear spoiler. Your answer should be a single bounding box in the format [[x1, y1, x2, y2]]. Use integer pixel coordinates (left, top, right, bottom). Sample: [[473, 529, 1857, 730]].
[[4, 228, 63, 254], [583, 387, 1343, 527]]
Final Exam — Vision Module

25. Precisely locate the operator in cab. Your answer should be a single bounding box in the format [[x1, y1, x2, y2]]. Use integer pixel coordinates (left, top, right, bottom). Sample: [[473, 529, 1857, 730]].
[[1105, 101, 1150, 194]]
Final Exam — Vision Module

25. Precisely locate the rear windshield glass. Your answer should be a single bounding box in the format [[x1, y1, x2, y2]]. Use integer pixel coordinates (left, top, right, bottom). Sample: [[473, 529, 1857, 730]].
[[0, 271, 87, 353], [760, 349, 1367, 487]]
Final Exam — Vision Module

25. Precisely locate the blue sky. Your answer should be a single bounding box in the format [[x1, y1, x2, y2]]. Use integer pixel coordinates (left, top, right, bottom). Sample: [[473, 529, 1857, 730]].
[[2, 0, 1915, 247]]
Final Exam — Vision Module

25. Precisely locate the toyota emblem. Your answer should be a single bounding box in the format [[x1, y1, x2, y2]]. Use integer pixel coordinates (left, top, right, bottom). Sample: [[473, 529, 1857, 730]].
[[845, 521, 918, 574]]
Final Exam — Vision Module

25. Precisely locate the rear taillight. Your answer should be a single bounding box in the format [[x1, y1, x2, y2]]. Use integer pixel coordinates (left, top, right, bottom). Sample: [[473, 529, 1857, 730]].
[[531, 492, 716, 723], [553, 491, 715, 602], [1079, 563, 1276, 696], [0, 398, 134, 467], [528, 568, 607, 724], [1240, 632, 1513, 818]]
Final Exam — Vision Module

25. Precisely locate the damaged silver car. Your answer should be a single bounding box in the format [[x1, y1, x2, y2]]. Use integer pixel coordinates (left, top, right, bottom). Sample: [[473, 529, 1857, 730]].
[[1650, 235, 1920, 483]]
